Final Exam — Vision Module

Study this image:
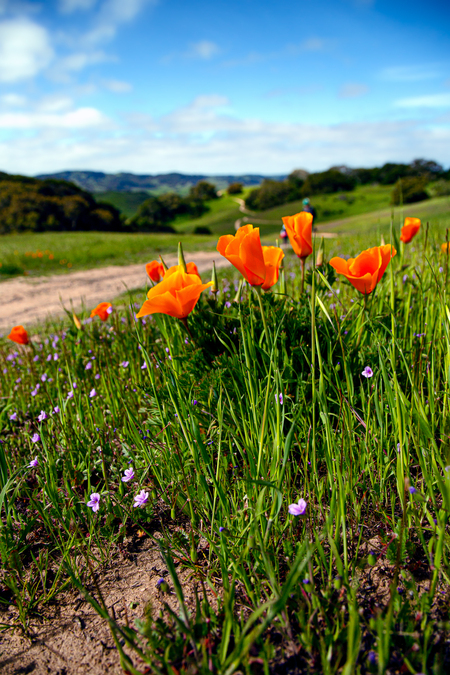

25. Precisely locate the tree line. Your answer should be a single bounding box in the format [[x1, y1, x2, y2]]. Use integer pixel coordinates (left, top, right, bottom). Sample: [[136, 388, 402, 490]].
[[0, 175, 218, 235], [0, 159, 447, 235], [245, 159, 448, 211]]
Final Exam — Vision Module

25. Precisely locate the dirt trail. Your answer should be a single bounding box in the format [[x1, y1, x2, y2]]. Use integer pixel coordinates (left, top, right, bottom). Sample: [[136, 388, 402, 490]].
[[0, 252, 231, 331]]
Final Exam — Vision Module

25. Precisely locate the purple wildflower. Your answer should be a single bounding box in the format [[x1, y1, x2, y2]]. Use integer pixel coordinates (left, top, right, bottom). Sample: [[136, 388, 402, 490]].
[[133, 490, 149, 508], [361, 366, 373, 378], [95, 373, 100, 380], [106, 305, 113, 314], [87, 492, 100, 512], [67, 390, 74, 400], [122, 467, 135, 482], [53, 406, 60, 414], [141, 362, 147, 369], [288, 498, 307, 516], [408, 486, 417, 494], [41, 373, 48, 382], [89, 388, 97, 398], [192, 399, 198, 405], [37, 410, 48, 422], [28, 457, 39, 468], [85, 361, 92, 370], [121, 361, 129, 368], [31, 433, 40, 443], [9, 412, 17, 421], [53, 353, 58, 360]]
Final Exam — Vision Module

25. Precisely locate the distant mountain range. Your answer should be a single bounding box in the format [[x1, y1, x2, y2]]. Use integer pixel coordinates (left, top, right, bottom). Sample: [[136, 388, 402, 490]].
[[36, 171, 287, 194]]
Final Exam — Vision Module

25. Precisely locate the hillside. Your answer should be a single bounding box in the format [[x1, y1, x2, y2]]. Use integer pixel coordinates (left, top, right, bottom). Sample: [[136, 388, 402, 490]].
[[36, 170, 286, 194]]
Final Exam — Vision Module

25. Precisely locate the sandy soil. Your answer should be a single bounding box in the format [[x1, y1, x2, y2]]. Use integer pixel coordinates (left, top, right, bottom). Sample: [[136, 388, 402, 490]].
[[0, 536, 216, 675], [0, 252, 232, 331]]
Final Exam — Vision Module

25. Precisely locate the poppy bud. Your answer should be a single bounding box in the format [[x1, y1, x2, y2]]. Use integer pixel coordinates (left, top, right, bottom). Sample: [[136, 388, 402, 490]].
[[178, 241, 188, 273], [73, 312, 82, 330], [211, 260, 219, 294]]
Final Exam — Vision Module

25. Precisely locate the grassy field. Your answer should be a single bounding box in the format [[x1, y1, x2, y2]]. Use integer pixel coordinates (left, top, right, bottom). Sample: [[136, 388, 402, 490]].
[[1, 188, 450, 281], [2, 217, 450, 673], [0, 231, 216, 278], [94, 191, 151, 218]]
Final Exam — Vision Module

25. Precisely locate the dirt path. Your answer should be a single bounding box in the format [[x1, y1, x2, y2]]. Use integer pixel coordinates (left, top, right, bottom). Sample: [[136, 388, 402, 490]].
[[0, 252, 232, 331]]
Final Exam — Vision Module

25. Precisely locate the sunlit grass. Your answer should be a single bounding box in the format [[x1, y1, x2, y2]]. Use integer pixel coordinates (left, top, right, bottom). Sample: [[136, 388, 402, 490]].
[[2, 212, 450, 673]]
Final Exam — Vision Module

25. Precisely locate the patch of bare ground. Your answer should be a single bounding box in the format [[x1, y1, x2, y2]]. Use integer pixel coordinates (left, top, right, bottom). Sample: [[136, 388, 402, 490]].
[[0, 252, 232, 331], [0, 534, 215, 675]]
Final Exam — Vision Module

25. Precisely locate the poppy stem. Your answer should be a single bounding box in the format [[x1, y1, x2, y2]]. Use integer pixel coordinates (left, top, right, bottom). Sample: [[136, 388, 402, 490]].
[[254, 286, 270, 345], [356, 294, 367, 348], [300, 257, 306, 295], [180, 317, 193, 338]]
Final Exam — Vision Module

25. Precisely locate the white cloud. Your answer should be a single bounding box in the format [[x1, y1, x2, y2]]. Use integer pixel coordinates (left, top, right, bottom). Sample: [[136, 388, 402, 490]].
[[338, 83, 369, 98], [59, 0, 98, 11], [49, 50, 113, 82], [394, 94, 450, 108], [103, 79, 132, 93], [1, 96, 449, 176], [0, 107, 109, 129], [0, 19, 53, 82], [187, 40, 220, 60], [380, 65, 441, 82], [36, 96, 74, 113], [0, 93, 27, 107], [84, 0, 158, 45]]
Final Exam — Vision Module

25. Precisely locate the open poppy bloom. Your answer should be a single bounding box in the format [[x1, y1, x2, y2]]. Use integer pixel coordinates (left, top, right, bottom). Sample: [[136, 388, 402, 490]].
[[90, 302, 113, 321], [185, 261, 200, 277], [217, 224, 266, 286], [329, 245, 396, 295], [136, 266, 213, 320], [146, 260, 165, 282], [8, 325, 29, 345], [261, 246, 284, 291], [441, 243, 450, 254], [281, 211, 313, 260], [400, 217, 421, 243]]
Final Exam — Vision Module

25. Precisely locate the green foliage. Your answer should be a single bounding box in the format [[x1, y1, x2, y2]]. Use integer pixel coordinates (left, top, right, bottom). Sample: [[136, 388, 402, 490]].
[[3, 220, 450, 672], [226, 182, 243, 195], [0, 175, 122, 235], [193, 225, 212, 234], [127, 181, 219, 232], [189, 180, 218, 201], [391, 177, 430, 205]]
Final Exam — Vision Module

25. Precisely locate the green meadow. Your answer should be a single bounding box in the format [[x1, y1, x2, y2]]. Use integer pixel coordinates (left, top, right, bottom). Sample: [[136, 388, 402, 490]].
[[2, 198, 450, 673], [1, 189, 450, 280]]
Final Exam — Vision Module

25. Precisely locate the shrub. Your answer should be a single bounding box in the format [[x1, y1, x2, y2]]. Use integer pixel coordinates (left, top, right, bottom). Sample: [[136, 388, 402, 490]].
[[390, 177, 429, 205], [193, 225, 212, 235], [227, 182, 243, 195]]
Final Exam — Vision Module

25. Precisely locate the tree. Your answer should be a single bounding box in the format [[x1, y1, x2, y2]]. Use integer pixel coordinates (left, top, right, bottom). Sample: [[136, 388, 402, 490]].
[[390, 177, 429, 205], [189, 181, 218, 201], [227, 182, 243, 195]]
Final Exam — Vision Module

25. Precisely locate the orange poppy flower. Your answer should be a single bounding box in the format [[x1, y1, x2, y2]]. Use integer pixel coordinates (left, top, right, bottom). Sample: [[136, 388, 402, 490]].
[[7, 325, 29, 345], [90, 302, 112, 321], [146, 260, 165, 282], [261, 246, 284, 291], [329, 245, 396, 295], [217, 224, 266, 286], [281, 211, 313, 260], [441, 243, 450, 254], [400, 217, 421, 243], [136, 266, 213, 320]]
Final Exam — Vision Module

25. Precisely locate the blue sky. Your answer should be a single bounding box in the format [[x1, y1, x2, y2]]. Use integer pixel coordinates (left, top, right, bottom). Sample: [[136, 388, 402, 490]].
[[0, 0, 448, 175]]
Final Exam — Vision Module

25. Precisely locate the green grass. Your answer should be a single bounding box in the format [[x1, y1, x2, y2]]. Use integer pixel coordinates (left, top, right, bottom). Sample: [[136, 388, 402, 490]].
[[2, 219, 450, 673], [2, 188, 450, 281], [0, 230, 216, 278], [94, 191, 151, 218]]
